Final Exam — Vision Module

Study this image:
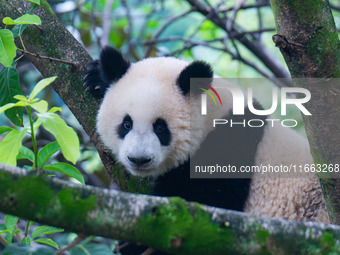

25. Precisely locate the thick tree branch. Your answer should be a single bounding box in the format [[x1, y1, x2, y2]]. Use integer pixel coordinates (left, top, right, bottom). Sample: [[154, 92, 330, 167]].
[[270, 0, 340, 224], [0, 0, 151, 193], [1, 163, 340, 254]]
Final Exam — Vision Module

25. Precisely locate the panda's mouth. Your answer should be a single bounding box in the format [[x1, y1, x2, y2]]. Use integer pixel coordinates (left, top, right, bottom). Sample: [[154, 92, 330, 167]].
[[128, 166, 156, 177], [132, 166, 153, 173]]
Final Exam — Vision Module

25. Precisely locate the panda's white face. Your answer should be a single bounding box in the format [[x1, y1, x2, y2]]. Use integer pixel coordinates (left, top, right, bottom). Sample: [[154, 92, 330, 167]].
[[97, 57, 192, 177]]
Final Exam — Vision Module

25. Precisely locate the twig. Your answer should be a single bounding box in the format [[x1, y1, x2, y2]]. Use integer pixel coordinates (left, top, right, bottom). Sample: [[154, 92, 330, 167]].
[[226, 0, 245, 32], [121, 0, 134, 59], [100, 0, 114, 47], [24, 220, 30, 238], [114, 241, 130, 253], [141, 247, 155, 255], [254, 0, 263, 40], [90, 0, 100, 47], [14, 230, 22, 243], [0, 235, 8, 247], [17, 48, 79, 68], [155, 36, 290, 87], [185, 0, 290, 78], [144, 9, 195, 58], [56, 234, 87, 255], [3, 0, 22, 15], [218, 2, 270, 12], [330, 3, 340, 11]]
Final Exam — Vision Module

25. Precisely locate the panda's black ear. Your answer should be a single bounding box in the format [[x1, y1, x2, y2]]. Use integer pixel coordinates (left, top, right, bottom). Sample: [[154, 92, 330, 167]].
[[99, 46, 130, 83], [83, 46, 130, 99], [177, 61, 213, 96]]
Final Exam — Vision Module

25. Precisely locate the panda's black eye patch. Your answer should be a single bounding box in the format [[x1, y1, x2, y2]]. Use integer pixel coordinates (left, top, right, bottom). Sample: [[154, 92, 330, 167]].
[[118, 115, 133, 139], [153, 118, 171, 146]]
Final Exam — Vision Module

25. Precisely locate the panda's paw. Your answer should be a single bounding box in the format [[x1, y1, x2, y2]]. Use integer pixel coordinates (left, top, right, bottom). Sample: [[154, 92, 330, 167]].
[[83, 60, 109, 99]]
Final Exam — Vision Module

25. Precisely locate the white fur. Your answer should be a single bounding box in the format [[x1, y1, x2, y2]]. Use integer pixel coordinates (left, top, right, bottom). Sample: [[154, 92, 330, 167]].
[[244, 125, 329, 223], [97, 57, 192, 176]]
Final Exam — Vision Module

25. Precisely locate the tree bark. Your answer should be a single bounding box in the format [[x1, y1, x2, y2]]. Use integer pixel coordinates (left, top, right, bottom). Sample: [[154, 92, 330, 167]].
[[0, 163, 340, 255], [270, 0, 340, 224], [0, 0, 152, 193]]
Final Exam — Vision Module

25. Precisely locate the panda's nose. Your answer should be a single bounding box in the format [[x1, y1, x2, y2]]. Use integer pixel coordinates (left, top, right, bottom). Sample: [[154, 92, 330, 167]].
[[127, 156, 152, 167]]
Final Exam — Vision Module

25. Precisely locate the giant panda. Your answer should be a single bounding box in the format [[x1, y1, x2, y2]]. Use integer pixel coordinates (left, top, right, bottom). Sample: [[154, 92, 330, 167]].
[[84, 46, 329, 224]]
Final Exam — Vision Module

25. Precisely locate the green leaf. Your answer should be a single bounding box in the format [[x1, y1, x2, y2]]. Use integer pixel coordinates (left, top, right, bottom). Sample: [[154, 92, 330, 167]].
[[48, 107, 62, 113], [0, 101, 26, 115], [0, 230, 10, 234], [0, 30, 17, 67], [70, 243, 115, 255], [3, 15, 41, 25], [0, 128, 28, 166], [31, 225, 63, 239], [37, 141, 60, 168], [38, 113, 79, 164], [17, 146, 34, 163], [30, 100, 48, 113], [25, 0, 40, 4], [5, 215, 18, 232], [21, 237, 31, 246], [12, 24, 28, 38], [33, 118, 43, 131], [12, 4, 39, 37], [3, 244, 55, 255], [0, 126, 13, 134], [29, 76, 57, 100], [44, 163, 84, 184], [13, 95, 28, 101], [34, 238, 59, 249], [0, 67, 24, 126]]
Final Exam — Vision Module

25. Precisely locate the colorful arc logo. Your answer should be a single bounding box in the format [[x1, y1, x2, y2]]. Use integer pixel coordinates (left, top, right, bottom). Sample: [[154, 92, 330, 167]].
[[200, 84, 222, 106]]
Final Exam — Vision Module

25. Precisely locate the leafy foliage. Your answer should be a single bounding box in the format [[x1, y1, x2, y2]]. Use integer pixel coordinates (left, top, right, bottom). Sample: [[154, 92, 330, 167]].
[[3, 14, 41, 26], [0, 76, 81, 173], [3, 244, 55, 255], [0, 30, 16, 67]]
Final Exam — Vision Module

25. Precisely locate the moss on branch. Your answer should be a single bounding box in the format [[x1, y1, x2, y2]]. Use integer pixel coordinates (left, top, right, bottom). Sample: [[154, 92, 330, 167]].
[[1, 164, 340, 254]]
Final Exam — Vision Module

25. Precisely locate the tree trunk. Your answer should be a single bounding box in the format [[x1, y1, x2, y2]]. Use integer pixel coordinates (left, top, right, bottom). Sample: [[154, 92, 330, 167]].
[[270, 0, 340, 224]]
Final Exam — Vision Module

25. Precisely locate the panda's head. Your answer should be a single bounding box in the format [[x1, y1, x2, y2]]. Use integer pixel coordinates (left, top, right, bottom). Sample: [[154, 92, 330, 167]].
[[84, 46, 213, 177]]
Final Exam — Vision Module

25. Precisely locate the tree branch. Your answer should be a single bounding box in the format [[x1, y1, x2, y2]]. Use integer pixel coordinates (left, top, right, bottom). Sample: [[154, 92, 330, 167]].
[[0, 0, 151, 193], [1, 163, 340, 254], [270, 0, 340, 224], [185, 0, 291, 79]]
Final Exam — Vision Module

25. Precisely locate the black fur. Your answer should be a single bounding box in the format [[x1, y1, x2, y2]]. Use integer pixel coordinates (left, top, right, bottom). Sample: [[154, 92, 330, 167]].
[[100, 46, 130, 83], [177, 61, 213, 95], [83, 46, 130, 98], [153, 118, 171, 146], [154, 102, 267, 211], [118, 115, 133, 139], [83, 60, 109, 98]]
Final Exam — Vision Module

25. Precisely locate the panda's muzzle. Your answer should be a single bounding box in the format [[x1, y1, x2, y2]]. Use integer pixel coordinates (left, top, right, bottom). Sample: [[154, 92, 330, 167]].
[[127, 156, 152, 167]]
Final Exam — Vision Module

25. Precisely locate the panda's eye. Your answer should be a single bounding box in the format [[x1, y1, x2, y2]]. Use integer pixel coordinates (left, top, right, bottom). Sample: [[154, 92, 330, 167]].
[[153, 118, 171, 146], [123, 120, 132, 131], [154, 124, 165, 134], [118, 115, 133, 139]]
